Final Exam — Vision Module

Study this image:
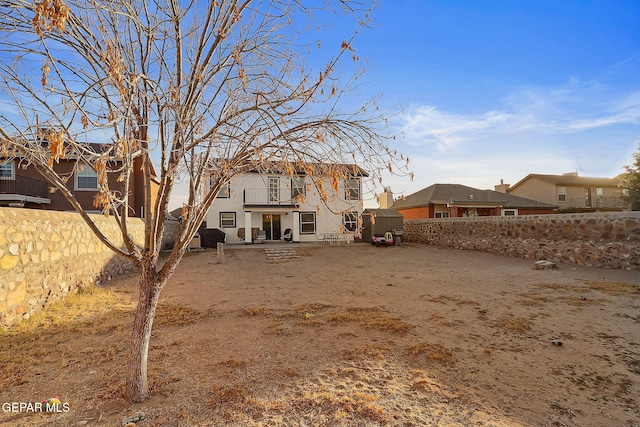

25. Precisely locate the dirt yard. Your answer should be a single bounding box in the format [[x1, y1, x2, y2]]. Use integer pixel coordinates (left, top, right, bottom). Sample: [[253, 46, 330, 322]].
[[1, 243, 639, 426]]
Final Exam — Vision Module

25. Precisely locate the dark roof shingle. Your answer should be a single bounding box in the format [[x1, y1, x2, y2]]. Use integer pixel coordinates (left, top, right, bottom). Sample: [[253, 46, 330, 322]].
[[392, 183, 556, 209]]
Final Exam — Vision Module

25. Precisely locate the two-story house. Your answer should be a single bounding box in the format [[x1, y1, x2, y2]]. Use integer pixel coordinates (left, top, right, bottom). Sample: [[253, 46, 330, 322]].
[[502, 173, 627, 212], [205, 163, 366, 244], [1, 142, 158, 217]]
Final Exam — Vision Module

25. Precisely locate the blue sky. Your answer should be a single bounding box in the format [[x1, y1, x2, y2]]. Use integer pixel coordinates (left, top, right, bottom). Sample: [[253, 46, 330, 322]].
[[2, 1, 637, 210], [340, 0, 640, 202]]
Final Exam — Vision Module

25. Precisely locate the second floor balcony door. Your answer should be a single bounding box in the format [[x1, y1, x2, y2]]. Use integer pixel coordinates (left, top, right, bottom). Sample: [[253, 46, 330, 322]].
[[268, 177, 279, 204]]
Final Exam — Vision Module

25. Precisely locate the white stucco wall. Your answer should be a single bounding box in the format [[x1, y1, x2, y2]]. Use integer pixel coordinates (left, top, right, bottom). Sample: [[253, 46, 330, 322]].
[[205, 172, 363, 244]]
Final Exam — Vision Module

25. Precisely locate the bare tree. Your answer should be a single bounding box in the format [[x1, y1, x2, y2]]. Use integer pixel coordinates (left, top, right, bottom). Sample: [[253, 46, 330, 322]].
[[0, 0, 409, 402], [618, 143, 640, 210]]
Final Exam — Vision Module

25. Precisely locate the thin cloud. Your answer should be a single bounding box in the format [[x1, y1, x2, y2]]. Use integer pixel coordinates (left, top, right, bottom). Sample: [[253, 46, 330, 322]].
[[400, 106, 513, 151], [399, 83, 640, 149]]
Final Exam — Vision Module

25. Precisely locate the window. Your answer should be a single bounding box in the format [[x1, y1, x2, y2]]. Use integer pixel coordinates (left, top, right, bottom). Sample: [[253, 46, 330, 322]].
[[502, 209, 517, 216], [435, 212, 450, 218], [0, 161, 15, 180], [345, 178, 360, 200], [343, 211, 358, 231], [75, 163, 98, 190], [300, 212, 316, 234], [216, 180, 230, 198], [557, 186, 566, 202], [291, 175, 305, 200], [268, 177, 279, 203], [219, 212, 236, 228], [596, 188, 603, 197]]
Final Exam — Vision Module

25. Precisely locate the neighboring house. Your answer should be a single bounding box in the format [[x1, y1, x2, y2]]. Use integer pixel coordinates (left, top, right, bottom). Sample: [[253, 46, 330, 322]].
[[503, 173, 627, 212], [205, 163, 367, 244], [0, 143, 158, 217], [391, 183, 557, 219]]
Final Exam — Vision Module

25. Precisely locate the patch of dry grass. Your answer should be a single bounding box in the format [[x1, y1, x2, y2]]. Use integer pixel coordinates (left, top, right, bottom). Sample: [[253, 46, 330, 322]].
[[219, 358, 245, 368], [537, 283, 589, 293], [11, 286, 134, 334], [342, 344, 391, 361], [328, 307, 413, 334], [241, 303, 333, 321], [297, 388, 389, 424], [0, 286, 134, 392], [153, 304, 214, 327], [587, 281, 639, 297], [241, 304, 411, 334], [242, 307, 273, 317], [0, 287, 216, 394], [425, 295, 480, 306], [496, 316, 531, 332], [406, 342, 455, 365], [517, 292, 550, 306]]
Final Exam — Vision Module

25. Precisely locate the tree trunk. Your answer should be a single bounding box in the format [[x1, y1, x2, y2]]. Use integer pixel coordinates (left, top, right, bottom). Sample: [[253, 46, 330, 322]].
[[126, 258, 161, 402]]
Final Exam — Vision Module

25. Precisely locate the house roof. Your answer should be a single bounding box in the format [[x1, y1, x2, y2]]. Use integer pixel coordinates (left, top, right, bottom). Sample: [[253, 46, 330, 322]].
[[209, 158, 368, 177], [392, 183, 557, 209], [362, 208, 403, 218], [509, 174, 620, 192]]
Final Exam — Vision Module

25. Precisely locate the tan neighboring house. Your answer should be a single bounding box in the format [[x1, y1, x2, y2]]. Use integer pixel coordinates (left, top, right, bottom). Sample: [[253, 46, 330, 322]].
[[502, 173, 628, 212], [391, 183, 557, 219]]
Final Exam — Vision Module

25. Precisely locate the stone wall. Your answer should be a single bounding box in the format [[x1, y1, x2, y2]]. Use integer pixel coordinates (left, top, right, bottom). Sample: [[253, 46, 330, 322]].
[[403, 211, 640, 270], [0, 208, 181, 327]]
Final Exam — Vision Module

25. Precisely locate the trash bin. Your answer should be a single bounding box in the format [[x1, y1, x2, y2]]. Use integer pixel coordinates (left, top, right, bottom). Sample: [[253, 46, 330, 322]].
[[392, 229, 404, 245]]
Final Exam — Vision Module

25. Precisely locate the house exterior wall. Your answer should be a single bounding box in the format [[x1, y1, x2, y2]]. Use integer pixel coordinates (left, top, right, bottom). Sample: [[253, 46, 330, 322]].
[[517, 208, 555, 215], [205, 172, 364, 244], [2, 159, 148, 217], [396, 206, 431, 220], [398, 204, 544, 219], [509, 177, 555, 205], [510, 176, 625, 210]]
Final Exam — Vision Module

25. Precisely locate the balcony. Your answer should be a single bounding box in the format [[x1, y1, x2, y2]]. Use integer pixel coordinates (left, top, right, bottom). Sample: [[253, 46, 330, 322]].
[[568, 196, 629, 210], [243, 188, 299, 208], [0, 176, 50, 198]]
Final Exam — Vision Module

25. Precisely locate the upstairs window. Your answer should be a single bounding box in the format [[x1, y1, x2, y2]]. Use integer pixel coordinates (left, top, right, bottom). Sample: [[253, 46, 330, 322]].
[[0, 161, 15, 180], [75, 163, 98, 190], [216, 180, 230, 198], [291, 175, 305, 200], [345, 178, 360, 200], [557, 186, 566, 202]]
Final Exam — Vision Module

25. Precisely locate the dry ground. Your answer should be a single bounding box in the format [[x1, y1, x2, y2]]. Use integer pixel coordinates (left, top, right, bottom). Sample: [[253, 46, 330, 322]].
[[1, 243, 639, 427]]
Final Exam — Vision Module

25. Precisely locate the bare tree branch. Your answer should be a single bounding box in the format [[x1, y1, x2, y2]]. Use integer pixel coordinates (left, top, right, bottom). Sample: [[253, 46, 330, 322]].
[[0, 0, 410, 402]]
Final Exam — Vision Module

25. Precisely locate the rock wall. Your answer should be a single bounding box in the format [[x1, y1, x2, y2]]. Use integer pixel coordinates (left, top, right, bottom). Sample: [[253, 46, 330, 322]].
[[403, 211, 640, 270], [0, 208, 181, 327]]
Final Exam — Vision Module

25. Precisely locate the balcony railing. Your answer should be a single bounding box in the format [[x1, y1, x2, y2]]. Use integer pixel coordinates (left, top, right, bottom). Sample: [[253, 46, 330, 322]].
[[0, 176, 50, 198], [243, 187, 299, 207], [569, 196, 629, 209]]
